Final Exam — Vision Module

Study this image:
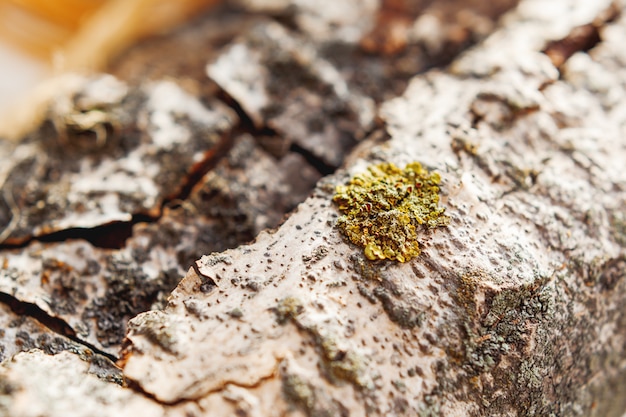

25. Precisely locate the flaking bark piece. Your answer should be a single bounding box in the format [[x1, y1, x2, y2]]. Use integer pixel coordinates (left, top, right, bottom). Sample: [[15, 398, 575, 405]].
[[0, 237, 182, 355], [0, 302, 121, 384], [0, 351, 161, 416], [207, 21, 376, 169], [0, 75, 236, 245], [0, 301, 100, 368]]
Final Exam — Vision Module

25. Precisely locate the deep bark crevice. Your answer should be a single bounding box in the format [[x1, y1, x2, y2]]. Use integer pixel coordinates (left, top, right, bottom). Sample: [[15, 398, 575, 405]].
[[0, 291, 118, 363]]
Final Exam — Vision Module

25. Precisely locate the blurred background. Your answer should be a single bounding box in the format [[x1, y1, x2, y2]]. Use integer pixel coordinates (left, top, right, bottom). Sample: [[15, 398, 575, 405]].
[[0, 0, 218, 126]]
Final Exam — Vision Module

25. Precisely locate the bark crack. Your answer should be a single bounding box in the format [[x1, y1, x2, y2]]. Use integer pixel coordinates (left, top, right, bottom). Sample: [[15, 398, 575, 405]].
[[124, 359, 280, 406], [542, 2, 621, 68], [0, 291, 118, 363], [0, 128, 234, 251]]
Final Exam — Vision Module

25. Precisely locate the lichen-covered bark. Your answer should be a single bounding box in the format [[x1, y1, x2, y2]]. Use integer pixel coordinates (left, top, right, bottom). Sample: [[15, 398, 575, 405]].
[[1, 0, 626, 416], [121, 1, 626, 415]]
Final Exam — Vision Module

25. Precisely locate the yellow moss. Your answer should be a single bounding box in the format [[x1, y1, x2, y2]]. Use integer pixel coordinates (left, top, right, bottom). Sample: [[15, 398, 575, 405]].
[[333, 162, 449, 262]]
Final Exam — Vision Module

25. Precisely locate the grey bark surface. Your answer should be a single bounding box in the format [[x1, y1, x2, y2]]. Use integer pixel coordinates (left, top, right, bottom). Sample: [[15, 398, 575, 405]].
[[1, 0, 626, 416]]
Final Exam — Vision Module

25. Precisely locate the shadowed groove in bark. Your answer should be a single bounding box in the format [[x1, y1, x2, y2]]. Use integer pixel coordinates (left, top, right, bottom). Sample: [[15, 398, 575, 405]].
[[215, 86, 340, 176], [543, 2, 621, 68], [0, 214, 155, 250], [0, 292, 118, 363]]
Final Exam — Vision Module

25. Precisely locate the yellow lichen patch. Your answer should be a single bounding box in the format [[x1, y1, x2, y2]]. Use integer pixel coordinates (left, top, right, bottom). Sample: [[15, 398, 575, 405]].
[[333, 162, 449, 262]]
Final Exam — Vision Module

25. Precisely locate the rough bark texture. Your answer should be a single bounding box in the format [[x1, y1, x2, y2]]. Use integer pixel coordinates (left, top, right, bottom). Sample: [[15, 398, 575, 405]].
[[1, 0, 626, 416]]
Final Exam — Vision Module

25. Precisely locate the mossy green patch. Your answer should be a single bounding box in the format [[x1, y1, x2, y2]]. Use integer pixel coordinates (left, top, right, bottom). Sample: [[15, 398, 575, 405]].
[[333, 162, 449, 262]]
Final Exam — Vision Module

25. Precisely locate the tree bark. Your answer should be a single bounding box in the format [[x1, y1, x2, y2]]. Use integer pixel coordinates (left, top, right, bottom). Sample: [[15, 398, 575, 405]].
[[1, 1, 626, 416]]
